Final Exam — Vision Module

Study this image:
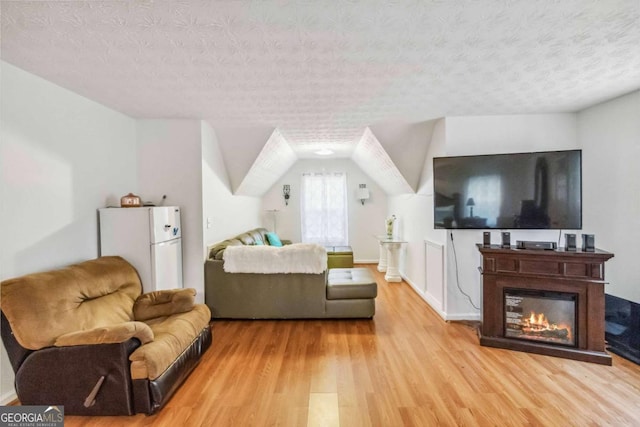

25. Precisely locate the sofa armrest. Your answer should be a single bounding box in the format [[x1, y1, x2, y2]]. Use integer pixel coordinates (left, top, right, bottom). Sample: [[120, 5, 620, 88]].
[[133, 288, 196, 321], [55, 321, 154, 347]]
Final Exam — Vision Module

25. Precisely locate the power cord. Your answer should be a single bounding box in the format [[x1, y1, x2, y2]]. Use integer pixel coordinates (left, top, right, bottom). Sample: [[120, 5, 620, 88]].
[[449, 232, 480, 311]]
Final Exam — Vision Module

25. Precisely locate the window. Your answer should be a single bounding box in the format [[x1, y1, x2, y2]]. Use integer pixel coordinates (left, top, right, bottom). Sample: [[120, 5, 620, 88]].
[[466, 175, 501, 227], [300, 172, 348, 246]]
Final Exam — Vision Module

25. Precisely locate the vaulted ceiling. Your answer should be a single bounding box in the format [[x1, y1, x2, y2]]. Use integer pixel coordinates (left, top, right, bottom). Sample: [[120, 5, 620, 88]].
[[2, 0, 638, 195]]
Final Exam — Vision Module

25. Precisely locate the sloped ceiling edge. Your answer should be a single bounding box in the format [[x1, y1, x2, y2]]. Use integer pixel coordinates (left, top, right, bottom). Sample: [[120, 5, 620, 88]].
[[368, 120, 437, 192], [235, 129, 298, 196], [215, 125, 277, 193], [351, 127, 414, 196]]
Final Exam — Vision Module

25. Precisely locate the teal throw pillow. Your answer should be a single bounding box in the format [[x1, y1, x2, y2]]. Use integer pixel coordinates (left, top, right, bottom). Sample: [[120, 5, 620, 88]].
[[266, 232, 283, 247]]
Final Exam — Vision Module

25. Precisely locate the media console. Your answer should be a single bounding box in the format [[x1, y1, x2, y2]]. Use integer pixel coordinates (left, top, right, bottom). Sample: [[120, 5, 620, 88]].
[[477, 244, 614, 365]]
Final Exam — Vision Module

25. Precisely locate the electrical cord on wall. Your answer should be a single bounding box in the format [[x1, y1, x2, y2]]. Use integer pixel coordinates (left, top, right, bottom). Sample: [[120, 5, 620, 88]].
[[450, 232, 480, 311]]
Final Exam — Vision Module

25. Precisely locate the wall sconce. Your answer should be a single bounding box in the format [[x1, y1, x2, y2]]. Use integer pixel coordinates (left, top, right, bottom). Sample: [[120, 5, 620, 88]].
[[283, 185, 291, 206], [466, 197, 475, 217], [356, 184, 370, 205]]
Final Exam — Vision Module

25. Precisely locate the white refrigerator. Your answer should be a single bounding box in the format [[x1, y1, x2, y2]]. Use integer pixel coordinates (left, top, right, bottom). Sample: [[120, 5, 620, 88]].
[[99, 206, 183, 293]]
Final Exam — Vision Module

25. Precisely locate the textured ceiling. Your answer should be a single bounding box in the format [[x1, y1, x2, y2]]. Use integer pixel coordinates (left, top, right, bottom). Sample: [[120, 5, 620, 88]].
[[2, 0, 639, 159]]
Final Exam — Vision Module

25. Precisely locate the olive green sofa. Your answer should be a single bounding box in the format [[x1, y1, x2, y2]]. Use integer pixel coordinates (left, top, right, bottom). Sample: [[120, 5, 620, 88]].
[[204, 228, 376, 319]]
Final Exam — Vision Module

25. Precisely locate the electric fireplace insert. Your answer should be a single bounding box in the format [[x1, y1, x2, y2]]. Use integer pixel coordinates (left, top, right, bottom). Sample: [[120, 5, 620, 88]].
[[504, 289, 577, 347]]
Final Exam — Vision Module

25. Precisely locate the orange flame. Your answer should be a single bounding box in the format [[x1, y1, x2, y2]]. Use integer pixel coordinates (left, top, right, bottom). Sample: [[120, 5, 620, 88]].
[[528, 311, 549, 329], [522, 311, 573, 342]]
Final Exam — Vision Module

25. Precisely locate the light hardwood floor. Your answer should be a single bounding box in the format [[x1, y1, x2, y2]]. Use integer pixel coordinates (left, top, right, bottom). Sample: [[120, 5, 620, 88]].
[[64, 265, 640, 426]]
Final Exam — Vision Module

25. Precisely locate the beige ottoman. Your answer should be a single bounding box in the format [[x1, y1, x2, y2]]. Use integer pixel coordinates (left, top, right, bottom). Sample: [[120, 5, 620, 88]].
[[326, 268, 377, 318]]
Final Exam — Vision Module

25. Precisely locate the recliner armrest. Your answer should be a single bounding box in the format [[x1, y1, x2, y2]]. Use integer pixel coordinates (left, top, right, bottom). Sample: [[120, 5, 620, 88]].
[[55, 321, 154, 347], [16, 339, 141, 415], [133, 288, 196, 321]]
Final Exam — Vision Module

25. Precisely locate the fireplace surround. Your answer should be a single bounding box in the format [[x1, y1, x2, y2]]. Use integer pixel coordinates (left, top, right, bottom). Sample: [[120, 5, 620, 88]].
[[477, 244, 614, 365]]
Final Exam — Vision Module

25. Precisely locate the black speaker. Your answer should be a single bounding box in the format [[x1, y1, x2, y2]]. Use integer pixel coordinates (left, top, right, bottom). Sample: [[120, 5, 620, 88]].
[[582, 234, 595, 252], [483, 231, 491, 247], [501, 232, 511, 248], [564, 233, 576, 251]]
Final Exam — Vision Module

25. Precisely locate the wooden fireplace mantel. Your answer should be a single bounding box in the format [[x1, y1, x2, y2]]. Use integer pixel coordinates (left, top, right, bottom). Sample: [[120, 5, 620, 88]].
[[477, 244, 614, 365]]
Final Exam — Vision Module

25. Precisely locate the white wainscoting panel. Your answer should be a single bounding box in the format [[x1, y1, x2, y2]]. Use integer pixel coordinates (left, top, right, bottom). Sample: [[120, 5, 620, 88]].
[[425, 239, 445, 317]]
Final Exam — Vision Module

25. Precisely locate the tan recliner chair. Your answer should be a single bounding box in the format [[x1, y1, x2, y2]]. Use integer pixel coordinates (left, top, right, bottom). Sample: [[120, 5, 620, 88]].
[[0, 256, 212, 415]]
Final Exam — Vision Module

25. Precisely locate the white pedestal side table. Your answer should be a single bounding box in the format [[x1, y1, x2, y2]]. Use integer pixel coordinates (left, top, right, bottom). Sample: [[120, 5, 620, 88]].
[[377, 240, 388, 272], [375, 236, 406, 282], [384, 242, 405, 282]]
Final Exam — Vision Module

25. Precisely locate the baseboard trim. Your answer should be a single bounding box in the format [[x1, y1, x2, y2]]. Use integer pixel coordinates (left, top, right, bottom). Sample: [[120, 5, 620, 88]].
[[422, 292, 448, 319], [402, 274, 447, 320], [444, 313, 481, 322], [401, 273, 481, 322], [354, 259, 378, 264]]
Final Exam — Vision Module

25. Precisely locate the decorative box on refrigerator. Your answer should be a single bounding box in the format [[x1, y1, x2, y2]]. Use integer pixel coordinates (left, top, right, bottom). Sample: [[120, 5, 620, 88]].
[[99, 206, 183, 292]]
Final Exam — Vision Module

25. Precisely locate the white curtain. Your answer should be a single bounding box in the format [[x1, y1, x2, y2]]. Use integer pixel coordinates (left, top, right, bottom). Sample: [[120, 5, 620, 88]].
[[300, 172, 348, 246]]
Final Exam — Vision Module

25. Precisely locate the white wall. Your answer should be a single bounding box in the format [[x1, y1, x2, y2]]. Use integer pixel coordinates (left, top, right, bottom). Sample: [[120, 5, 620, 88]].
[[579, 90, 640, 303], [391, 114, 580, 320], [261, 159, 387, 262], [136, 120, 205, 303], [0, 62, 137, 403], [443, 114, 580, 317], [201, 122, 262, 246], [389, 118, 448, 314]]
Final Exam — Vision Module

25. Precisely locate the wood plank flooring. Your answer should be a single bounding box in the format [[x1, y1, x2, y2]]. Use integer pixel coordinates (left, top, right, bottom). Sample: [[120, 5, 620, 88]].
[[63, 265, 640, 426]]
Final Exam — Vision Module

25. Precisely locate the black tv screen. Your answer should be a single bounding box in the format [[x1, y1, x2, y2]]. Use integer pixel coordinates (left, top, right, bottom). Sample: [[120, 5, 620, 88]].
[[433, 150, 582, 230]]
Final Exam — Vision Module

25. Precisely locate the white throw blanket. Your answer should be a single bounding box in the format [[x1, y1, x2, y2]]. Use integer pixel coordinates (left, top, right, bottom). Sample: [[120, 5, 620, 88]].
[[222, 243, 327, 274]]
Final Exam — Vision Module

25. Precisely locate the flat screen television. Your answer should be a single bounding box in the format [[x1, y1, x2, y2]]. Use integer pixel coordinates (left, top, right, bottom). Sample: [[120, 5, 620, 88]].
[[433, 149, 582, 230]]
